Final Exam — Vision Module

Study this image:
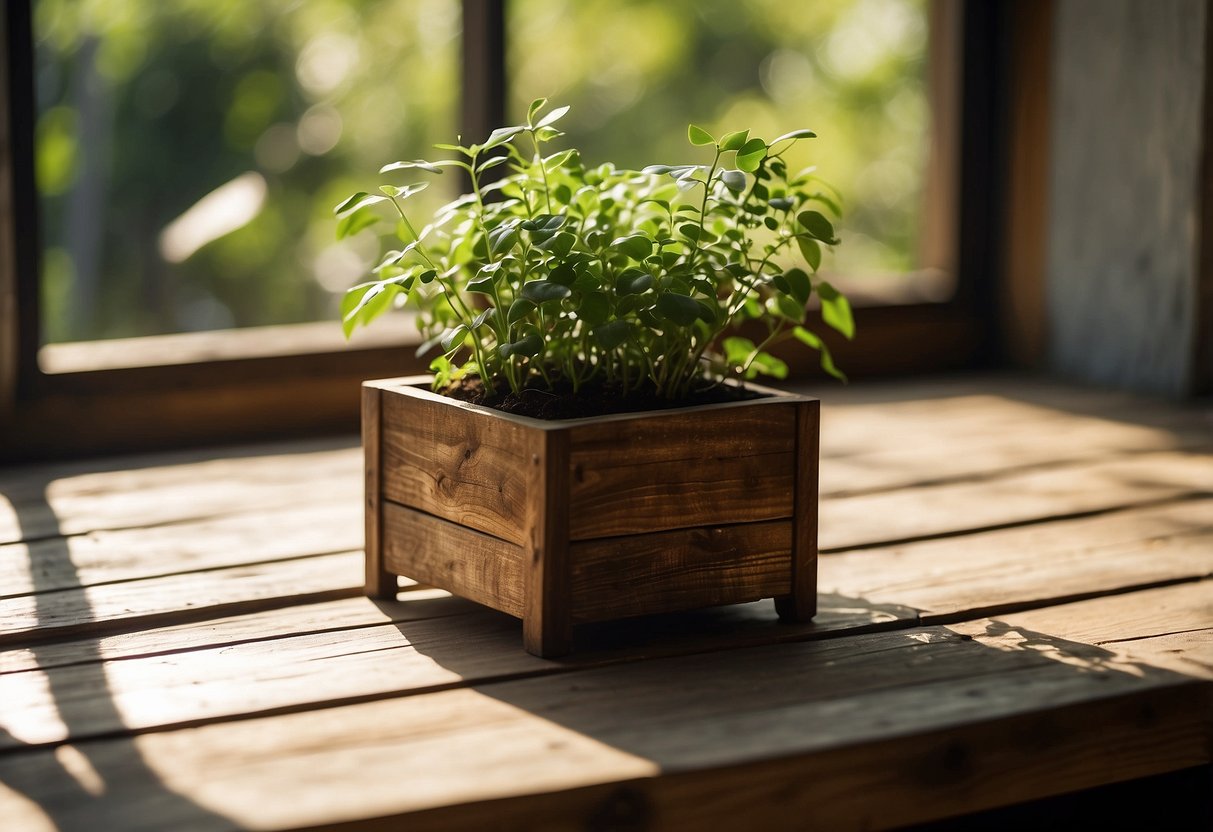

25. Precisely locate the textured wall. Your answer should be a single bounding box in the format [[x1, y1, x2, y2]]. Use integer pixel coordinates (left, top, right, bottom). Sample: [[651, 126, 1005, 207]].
[[1046, 0, 1205, 397]]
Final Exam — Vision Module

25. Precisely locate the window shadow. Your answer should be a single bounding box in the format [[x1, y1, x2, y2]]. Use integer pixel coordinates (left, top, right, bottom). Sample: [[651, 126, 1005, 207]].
[[0, 474, 234, 830], [382, 592, 1210, 829]]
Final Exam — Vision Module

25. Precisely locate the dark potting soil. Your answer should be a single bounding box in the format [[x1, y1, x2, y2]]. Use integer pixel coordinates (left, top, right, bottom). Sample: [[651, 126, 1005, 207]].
[[440, 376, 766, 420]]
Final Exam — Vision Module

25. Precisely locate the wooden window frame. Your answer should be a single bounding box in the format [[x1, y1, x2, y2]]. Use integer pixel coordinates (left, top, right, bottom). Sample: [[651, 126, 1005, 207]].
[[1, 0, 1017, 462]]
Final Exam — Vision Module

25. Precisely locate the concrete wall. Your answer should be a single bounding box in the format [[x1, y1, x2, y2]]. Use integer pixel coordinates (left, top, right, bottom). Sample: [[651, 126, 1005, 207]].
[[1046, 0, 1205, 397]]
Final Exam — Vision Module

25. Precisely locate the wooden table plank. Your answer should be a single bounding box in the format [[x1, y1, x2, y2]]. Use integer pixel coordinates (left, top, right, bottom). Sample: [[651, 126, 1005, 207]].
[[820, 450, 1211, 551], [0, 553, 369, 645], [0, 501, 361, 598], [0, 623, 1206, 832], [0, 439, 360, 545], [0, 593, 914, 749], [824, 498, 1213, 615]]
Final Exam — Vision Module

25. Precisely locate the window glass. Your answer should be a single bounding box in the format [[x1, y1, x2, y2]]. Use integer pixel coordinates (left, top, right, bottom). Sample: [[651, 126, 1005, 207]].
[[33, 0, 459, 343], [508, 0, 940, 295]]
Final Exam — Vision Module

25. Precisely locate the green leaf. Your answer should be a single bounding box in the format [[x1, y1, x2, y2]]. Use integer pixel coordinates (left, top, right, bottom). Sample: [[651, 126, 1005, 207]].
[[783, 267, 812, 305], [441, 324, 470, 353], [482, 125, 525, 151], [466, 275, 498, 294], [776, 293, 805, 321], [334, 192, 387, 217], [527, 97, 548, 124], [577, 291, 611, 325], [735, 138, 767, 172], [543, 149, 576, 171], [688, 124, 715, 146], [719, 129, 749, 151], [471, 308, 495, 328], [817, 281, 855, 340], [534, 230, 575, 256], [488, 222, 519, 254], [719, 169, 746, 192], [593, 320, 632, 349], [797, 236, 822, 271], [611, 234, 653, 261], [536, 104, 570, 128], [476, 155, 509, 174], [749, 351, 789, 379], [336, 208, 379, 240], [521, 280, 572, 303], [770, 128, 817, 144], [507, 298, 535, 325], [723, 336, 756, 366], [762, 216, 779, 231], [616, 269, 654, 295], [656, 293, 701, 326], [794, 326, 847, 382], [499, 333, 543, 358], [379, 159, 452, 174], [521, 213, 566, 233], [769, 197, 794, 212], [798, 210, 836, 243], [676, 223, 701, 242]]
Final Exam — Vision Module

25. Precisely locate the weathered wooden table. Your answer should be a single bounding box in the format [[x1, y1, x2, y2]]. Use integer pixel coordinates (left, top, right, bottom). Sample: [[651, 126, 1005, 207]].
[[1, 374, 1210, 830]]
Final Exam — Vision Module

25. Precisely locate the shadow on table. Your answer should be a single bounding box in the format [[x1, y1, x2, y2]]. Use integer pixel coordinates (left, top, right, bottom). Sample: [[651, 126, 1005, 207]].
[[0, 474, 234, 831], [383, 594, 1210, 830]]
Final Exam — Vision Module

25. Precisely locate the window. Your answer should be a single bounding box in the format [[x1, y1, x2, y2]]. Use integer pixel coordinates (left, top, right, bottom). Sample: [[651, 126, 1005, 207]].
[[1, 0, 1006, 461]]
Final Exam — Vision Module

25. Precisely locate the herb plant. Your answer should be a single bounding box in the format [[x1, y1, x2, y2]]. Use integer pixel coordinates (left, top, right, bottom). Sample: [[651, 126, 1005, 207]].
[[336, 99, 853, 402]]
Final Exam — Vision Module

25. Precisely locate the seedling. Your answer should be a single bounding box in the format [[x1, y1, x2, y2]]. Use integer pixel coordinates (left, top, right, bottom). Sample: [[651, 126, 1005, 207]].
[[336, 100, 853, 401]]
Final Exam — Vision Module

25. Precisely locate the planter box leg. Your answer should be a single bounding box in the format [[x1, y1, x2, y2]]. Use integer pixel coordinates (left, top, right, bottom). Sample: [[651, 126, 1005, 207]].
[[364, 384, 397, 599], [523, 430, 572, 658], [778, 400, 820, 623]]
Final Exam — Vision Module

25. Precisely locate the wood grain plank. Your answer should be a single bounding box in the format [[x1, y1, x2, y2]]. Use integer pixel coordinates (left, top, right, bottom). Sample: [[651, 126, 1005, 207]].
[[974, 580, 1213, 659], [569, 451, 794, 541], [0, 438, 360, 545], [0, 501, 361, 598], [0, 592, 463, 675], [0, 552, 374, 646], [822, 498, 1213, 618], [569, 521, 792, 624], [382, 501, 525, 618], [380, 389, 533, 547], [0, 624, 1205, 831], [821, 450, 1212, 551], [0, 593, 913, 749], [567, 404, 795, 469]]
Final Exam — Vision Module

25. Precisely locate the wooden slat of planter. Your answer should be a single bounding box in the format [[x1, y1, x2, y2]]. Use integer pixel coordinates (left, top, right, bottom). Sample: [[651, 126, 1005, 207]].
[[382, 501, 525, 618], [569, 521, 792, 623], [0, 625, 1206, 832], [569, 451, 795, 541], [567, 403, 795, 468], [380, 390, 532, 547]]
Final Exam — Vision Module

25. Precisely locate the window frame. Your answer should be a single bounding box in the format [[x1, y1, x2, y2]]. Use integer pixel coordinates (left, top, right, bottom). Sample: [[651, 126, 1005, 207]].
[[1, 0, 1014, 462]]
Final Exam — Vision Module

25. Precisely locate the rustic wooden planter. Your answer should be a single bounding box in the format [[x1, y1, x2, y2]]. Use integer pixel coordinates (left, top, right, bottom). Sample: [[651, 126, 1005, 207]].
[[362, 375, 819, 657]]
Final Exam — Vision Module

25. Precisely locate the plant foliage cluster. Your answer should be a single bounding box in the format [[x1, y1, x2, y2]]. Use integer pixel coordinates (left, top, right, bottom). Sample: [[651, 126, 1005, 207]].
[[338, 100, 854, 399]]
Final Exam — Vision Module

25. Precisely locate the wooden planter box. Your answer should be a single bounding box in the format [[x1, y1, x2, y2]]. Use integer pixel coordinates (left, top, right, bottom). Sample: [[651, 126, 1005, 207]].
[[363, 376, 819, 657]]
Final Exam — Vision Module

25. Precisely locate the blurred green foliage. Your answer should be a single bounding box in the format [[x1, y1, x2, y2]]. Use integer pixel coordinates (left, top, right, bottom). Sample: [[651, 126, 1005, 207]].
[[35, 0, 927, 344]]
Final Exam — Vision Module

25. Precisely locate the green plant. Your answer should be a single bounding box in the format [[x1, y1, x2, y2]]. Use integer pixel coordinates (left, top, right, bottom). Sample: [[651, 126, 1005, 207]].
[[336, 99, 853, 401]]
